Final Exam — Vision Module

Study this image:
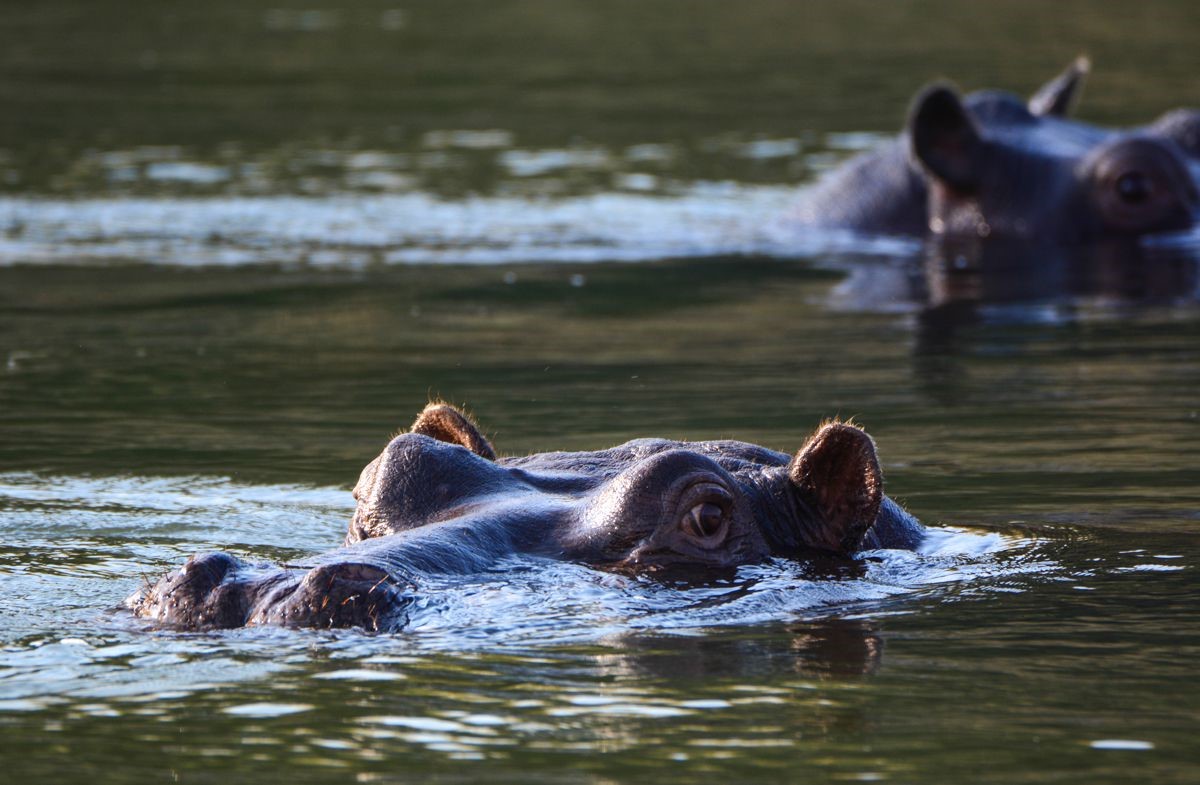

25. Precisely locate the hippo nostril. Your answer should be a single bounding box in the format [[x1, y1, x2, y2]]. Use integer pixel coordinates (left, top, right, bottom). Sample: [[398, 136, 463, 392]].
[[182, 552, 239, 585], [249, 562, 413, 631], [129, 551, 250, 628]]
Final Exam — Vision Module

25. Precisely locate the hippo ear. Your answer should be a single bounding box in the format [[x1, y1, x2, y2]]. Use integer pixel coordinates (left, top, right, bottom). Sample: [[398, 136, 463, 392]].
[[909, 84, 985, 192], [410, 403, 496, 460], [787, 422, 883, 555], [1028, 56, 1090, 117]]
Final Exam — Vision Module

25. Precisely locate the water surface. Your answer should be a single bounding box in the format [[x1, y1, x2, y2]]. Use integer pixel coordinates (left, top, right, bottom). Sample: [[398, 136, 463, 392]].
[[2, 2, 1199, 783]]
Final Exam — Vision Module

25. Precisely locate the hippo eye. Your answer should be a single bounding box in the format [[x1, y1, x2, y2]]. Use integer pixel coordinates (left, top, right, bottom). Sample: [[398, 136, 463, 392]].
[[683, 503, 724, 537], [678, 485, 732, 545], [1115, 171, 1153, 204], [1090, 138, 1196, 233]]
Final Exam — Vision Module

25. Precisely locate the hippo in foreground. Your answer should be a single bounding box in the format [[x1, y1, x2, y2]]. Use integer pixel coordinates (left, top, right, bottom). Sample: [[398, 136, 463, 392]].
[[129, 404, 924, 631], [797, 58, 1200, 243]]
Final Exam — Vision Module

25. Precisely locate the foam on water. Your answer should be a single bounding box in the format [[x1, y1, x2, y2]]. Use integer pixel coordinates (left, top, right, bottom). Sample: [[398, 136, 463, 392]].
[[0, 472, 350, 550], [398, 526, 1036, 650], [0, 187, 916, 267], [5, 184, 1195, 274]]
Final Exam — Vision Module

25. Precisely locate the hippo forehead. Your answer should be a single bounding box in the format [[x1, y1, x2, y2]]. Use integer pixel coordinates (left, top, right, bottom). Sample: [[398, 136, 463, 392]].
[[964, 89, 1200, 166], [347, 433, 799, 566], [964, 90, 1113, 158], [499, 437, 792, 486]]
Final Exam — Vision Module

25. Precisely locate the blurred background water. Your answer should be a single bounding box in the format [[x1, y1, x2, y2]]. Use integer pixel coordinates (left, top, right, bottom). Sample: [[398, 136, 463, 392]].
[[1, 2, 1198, 783]]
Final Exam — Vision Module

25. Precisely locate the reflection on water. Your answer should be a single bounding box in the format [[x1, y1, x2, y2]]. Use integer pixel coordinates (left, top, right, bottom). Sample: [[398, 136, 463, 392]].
[[830, 236, 1200, 320], [32, 135, 827, 199]]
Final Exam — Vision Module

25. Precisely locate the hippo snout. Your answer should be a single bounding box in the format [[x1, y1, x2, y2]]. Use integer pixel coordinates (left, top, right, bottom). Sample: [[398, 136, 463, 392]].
[[129, 554, 414, 632]]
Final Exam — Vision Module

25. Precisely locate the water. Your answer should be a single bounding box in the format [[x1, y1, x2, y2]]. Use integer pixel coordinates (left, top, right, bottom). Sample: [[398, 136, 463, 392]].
[[2, 2, 1200, 783]]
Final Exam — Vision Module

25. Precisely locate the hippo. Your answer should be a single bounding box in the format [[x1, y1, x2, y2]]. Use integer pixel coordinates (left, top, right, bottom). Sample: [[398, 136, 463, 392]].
[[796, 58, 1200, 243], [128, 404, 925, 632]]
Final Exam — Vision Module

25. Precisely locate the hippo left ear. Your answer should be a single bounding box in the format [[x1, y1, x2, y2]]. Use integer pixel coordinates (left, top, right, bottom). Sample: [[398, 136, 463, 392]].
[[1028, 56, 1090, 118], [410, 403, 496, 460], [787, 422, 883, 555], [909, 85, 986, 192]]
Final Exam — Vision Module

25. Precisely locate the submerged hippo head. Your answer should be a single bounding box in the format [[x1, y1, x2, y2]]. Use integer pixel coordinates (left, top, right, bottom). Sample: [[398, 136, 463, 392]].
[[802, 58, 1200, 244], [130, 404, 923, 631]]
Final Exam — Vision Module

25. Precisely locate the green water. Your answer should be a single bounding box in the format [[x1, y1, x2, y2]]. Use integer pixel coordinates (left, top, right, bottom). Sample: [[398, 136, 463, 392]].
[[2, 2, 1199, 783]]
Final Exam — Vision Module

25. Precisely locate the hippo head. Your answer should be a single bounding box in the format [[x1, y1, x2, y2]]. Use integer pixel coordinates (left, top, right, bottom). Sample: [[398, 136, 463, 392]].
[[909, 58, 1200, 243], [347, 405, 913, 569], [130, 404, 922, 631]]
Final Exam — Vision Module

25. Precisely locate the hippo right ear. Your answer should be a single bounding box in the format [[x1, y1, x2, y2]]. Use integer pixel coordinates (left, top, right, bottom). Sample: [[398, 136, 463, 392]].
[[1028, 56, 1090, 118], [409, 403, 496, 460], [786, 422, 883, 556], [908, 84, 985, 193]]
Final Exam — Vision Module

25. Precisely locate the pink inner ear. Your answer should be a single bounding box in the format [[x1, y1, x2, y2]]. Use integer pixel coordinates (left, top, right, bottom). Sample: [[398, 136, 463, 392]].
[[788, 422, 883, 554]]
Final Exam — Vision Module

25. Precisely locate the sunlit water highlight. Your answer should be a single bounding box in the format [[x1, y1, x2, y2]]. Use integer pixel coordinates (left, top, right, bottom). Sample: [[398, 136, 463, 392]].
[[0, 187, 922, 267]]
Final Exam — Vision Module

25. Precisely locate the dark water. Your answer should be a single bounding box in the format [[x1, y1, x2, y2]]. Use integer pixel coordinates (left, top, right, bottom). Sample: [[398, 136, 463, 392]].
[[2, 2, 1200, 783]]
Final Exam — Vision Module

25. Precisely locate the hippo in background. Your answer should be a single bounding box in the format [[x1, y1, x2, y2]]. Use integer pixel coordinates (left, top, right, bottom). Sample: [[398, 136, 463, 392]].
[[129, 404, 925, 632], [796, 58, 1200, 244]]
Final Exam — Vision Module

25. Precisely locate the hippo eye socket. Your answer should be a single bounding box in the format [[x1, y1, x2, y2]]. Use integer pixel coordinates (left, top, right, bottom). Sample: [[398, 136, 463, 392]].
[[1115, 171, 1153, 204]]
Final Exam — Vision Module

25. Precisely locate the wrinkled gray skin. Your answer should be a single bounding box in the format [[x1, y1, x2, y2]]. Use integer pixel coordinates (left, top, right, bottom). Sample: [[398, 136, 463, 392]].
[[797, 58, 1200, 243], [129, 405, 924, 632]]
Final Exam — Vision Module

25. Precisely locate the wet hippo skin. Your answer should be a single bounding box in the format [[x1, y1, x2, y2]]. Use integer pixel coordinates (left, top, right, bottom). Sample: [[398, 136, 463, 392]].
[[129, 404, 925, 631]]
